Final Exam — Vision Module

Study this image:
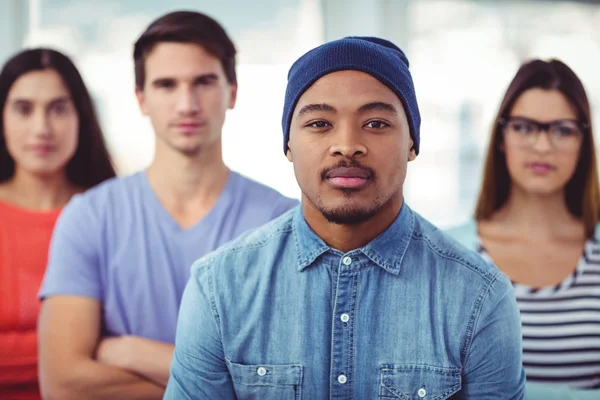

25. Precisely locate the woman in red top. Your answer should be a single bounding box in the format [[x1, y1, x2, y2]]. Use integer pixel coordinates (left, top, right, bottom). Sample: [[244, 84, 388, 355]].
[[0, 48, 116, 399]]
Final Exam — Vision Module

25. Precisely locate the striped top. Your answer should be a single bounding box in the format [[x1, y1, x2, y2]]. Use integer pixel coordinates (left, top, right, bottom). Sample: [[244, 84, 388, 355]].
[[476, 238, 600, 389]]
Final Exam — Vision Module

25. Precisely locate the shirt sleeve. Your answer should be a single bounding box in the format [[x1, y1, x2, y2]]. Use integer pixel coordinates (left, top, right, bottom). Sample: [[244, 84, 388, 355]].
[[164, 260, 236, 399], [38, 195, 103, 301], [460, 272, 526, 399]]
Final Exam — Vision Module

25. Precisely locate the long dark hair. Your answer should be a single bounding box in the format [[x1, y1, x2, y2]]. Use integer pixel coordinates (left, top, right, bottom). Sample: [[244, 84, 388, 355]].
[[0, 48, 116, 187], [475, 59, 600, 237]]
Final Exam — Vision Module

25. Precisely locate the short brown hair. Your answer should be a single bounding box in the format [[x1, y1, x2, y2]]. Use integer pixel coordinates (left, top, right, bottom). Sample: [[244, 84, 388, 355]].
[[133, 11, 237, 89], [475, 59, 600, 238]]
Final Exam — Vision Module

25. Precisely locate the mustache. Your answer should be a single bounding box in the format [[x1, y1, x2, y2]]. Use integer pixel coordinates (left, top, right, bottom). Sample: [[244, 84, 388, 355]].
[[320, 160, 375, 181]]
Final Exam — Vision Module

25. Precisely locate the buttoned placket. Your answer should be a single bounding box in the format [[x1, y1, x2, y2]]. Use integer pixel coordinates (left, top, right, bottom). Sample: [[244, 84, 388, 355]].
[[330, 253, 359, 399]]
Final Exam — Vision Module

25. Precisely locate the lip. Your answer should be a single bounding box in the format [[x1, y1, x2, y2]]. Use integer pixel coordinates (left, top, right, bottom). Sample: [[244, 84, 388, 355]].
[[176, 121, 205, 133], [326, 167, 372, 189], [29, 144, 54, 155], [528, 162, 556, 174], [177, 122, 201, 128]]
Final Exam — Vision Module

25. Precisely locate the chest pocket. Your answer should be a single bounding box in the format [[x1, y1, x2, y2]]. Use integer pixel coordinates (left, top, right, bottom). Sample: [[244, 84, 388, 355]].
[[379, 364, 461, 400], [226, 359, 303, 400]]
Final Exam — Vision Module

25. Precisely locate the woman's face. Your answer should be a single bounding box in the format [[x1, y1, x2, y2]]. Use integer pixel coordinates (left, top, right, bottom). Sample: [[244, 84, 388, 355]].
[[502, 88, 583, 196], [2, 69, 79, 178]]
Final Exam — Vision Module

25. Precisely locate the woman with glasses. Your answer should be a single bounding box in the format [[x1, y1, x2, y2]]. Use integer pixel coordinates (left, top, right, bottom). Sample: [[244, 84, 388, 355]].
[[447, 59, 600, 398]]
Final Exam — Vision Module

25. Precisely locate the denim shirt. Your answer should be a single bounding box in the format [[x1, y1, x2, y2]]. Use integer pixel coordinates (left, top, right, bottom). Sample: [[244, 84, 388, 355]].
[[165, 204, 526, 399]]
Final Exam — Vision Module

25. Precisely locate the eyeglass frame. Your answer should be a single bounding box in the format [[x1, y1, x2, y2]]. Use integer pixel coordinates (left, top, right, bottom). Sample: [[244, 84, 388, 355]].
[[497, 116, 588, 150]]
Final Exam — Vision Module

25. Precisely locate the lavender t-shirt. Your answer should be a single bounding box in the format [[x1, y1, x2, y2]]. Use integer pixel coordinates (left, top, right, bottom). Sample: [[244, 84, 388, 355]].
[[39, 171, 298, 343]]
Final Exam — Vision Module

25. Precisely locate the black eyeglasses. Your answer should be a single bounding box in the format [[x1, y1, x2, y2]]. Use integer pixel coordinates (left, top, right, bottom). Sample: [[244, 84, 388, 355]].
[[498, 116, 586, 151]]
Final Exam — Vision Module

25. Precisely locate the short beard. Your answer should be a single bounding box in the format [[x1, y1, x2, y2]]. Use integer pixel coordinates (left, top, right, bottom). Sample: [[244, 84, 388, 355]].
[[312, 160, 383, 225], [317, 191, 385, 225]]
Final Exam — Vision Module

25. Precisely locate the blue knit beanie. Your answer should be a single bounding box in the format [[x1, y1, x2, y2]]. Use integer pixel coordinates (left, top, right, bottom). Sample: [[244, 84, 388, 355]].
[[282, 36, 421, 155]]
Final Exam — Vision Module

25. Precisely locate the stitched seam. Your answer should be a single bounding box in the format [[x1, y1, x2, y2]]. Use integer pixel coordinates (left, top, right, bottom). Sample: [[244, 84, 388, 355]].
[[460, 272, 500, 365], [206, 264, 225, 347], [412, 232, 495, 284]]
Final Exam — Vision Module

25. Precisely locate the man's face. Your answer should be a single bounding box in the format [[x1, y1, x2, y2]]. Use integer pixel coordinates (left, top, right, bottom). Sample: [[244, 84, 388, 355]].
[[136, 42, 237, 156], [287, 70, 416, 225]]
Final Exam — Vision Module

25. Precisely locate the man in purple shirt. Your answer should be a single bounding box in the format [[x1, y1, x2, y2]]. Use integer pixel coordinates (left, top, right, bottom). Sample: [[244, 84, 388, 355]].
[[37, 11, 298, 399]]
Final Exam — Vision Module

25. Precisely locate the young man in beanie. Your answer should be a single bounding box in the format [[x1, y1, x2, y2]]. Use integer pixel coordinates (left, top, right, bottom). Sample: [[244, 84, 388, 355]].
[[164, 37, 526, 399], [37, 11, 297, 399]]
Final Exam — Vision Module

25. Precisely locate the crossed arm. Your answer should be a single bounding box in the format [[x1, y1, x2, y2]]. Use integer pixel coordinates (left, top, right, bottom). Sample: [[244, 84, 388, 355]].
[[96, 332, 174, 386], [38, 295, 170, 400]]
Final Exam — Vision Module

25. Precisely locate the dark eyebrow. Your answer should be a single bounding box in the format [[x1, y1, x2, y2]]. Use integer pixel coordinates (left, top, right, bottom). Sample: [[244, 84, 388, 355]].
[[48, 96, 72, 106], [151, 77, 174, 88], [357, 101, 397, 114], [194, 73, 218, 84], [10, 98, 32, 105], [509, 115, 578, 124], [10, 96, 71, 106], [297, 103, 337, 117], [151, 73, 219, 88]]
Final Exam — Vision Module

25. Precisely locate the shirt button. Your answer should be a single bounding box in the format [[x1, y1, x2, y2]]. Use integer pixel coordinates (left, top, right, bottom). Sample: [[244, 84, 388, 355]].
[[340, 313, 350, 323], [337, 374, 347, 384], [342, 256, 352, 265], [257, 367, 267, 376], [418, 387, 427, 397]]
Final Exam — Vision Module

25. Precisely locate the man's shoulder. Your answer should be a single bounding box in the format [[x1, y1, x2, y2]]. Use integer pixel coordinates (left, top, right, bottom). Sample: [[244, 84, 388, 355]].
[[191, 208, 296, 274], [67, 172, 143, 210], [75, 172, 142, 204], [56, 173, 145, 229], [411, 213, 501, 284], [232, 172, 298, 207]]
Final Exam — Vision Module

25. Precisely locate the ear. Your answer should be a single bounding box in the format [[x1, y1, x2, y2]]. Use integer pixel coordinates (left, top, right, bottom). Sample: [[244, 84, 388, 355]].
[[408, 148, 417, 162], [286, 143, 293, 162], [135, 87, 148, 115], [408, 138, 417, 162], [228, 84, 238, 109]]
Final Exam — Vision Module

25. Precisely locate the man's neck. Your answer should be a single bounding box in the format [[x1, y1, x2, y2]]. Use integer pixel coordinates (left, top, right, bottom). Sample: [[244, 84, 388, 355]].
[[302, 194, 403, 253], [0, 168, 78, 210], [489, 185, 583, 240], [146, 141, 230, 207]]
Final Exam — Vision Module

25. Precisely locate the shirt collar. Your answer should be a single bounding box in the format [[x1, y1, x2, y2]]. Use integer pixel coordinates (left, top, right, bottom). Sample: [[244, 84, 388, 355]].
[[292, 203, 415, 275]]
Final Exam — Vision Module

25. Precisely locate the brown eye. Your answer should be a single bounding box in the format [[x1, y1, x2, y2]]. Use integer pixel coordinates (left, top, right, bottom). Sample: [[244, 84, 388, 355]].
[[364, 121, 389, 129], [508, 121, 535, 135], [308, 121, 330, 128], [551, 123, 579, 137], [52, 103, 67, 115], [14, 102, 32, 116], [154, 79, 176, 89]]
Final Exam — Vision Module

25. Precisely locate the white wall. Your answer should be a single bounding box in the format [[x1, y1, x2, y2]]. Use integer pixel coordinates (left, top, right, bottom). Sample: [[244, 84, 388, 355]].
[[0, 0, 29, 64], [18, 0, 600, 226]]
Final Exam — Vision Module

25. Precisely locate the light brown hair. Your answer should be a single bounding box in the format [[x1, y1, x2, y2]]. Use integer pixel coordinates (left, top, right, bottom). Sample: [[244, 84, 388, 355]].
[[475, 59, 600, 238]]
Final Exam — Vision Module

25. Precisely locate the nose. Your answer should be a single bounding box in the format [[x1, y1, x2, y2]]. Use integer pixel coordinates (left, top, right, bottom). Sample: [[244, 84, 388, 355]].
[[176, 86, 200, 116], [532, 130, 552, 153], [329, 123, 367, 158], [33, 110, 52, 138]]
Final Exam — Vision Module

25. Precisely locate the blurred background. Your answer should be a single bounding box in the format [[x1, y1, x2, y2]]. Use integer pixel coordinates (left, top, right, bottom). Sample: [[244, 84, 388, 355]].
[[2, 0, 599, 228]]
